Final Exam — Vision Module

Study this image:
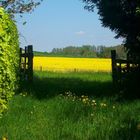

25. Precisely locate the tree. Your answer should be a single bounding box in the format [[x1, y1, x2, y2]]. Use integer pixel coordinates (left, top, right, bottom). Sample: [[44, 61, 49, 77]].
[[83, 0, 140, 54], [0, 0, 43, 15]]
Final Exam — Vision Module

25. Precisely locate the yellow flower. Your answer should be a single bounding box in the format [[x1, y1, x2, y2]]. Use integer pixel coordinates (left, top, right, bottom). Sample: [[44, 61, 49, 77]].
[[22, 92, 27, 97], [33, 57, 111, 72], [92, 100, 96, 103], [2, 136, 8, 140], [100, 103, 104, 107], [92, 102, 97, 106], [91, 113, 94, 117], [82, 98, 86, 103], [81, 95, 85, 98], [100, 103, 107, 107]]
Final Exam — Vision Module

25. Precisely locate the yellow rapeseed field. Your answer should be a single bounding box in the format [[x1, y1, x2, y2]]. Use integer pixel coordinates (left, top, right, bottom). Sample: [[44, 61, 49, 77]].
[[33, 57, 111, 72]]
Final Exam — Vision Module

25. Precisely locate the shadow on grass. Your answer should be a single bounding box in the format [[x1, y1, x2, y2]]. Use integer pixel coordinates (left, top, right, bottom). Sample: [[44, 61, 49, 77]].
[[112, 118, 140, 140], [21, 74, 116, 100]]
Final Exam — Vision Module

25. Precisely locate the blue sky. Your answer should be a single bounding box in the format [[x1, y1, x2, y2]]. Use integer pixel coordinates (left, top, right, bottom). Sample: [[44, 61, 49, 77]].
[[17, 0, 123, 52]]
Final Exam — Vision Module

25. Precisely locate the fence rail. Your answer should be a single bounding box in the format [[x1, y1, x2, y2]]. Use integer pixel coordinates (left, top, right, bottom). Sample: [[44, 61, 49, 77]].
[[20, 45, 33, 82], [111, 50, 140, 87]]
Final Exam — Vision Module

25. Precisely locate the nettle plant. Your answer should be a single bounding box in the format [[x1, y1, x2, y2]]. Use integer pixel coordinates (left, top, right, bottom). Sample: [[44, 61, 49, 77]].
[[0, 7, 19, 117]]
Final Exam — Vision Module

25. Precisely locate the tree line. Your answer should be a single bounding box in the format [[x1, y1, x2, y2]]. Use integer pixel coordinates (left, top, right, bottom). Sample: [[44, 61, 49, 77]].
[[34, 44, 126, 59]]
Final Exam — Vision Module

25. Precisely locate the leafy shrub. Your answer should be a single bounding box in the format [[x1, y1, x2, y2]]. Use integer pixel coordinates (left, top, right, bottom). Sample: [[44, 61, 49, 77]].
[[0, 7, 19, 117]]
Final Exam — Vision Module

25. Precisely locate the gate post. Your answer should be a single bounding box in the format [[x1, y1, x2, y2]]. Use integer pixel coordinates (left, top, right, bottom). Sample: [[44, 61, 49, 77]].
[[28, 45, 33, 82], [111, 50, 117, 85]]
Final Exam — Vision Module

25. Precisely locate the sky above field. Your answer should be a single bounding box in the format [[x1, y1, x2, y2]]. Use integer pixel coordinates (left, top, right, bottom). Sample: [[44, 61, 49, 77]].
[[17, 0, 123, 52]]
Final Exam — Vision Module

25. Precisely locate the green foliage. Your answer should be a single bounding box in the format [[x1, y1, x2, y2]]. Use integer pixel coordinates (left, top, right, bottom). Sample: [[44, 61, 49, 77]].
[[97, 45, 127, 59], [0, 7, 19, 116], [0, 0, 42, 15], [83, 0, 140, 53], [34, 51, 49, 56], [51, 45, 97, 58]]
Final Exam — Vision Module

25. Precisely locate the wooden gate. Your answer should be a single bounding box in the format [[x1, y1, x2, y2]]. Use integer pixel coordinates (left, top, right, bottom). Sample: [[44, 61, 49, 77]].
[[111, 50, 140, 87], [20, 45, 33, 82]]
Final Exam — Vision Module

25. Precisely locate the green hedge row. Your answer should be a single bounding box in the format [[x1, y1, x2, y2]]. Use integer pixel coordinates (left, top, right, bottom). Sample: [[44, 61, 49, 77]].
[[0, 8, 19, 117]]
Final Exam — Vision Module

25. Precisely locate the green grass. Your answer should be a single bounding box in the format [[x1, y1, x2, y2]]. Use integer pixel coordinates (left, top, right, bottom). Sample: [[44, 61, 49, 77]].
[[0, 71, 140, 140], [25, 71, 114, 99]]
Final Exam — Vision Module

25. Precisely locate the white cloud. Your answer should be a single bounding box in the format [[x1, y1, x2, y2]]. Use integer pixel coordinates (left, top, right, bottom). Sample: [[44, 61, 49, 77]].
[[75, 31, 85, 35]]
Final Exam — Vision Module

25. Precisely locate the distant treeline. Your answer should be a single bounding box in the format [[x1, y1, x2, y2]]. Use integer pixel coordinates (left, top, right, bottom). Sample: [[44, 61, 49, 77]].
[[34, 45, 127, 59]]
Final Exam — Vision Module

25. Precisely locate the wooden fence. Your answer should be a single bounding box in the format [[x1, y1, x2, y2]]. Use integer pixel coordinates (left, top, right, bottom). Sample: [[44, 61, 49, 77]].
[[111, 50, 140, 87], [20, 45, 33, 82]]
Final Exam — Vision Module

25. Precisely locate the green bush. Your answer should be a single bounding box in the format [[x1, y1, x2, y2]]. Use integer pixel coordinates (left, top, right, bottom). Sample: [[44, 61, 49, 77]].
[[0, 8, 19, 117]]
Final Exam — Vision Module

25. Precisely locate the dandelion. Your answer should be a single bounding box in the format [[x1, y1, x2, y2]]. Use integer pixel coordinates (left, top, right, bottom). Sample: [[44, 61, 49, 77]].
[[81, 95, 85, 98], [100, 103, 104, 107], [92, 100, 96, 103], [113, 106, 115, 109], [22, 92, 27, 97], [91, 102, 97, 106], [91, 113, 94, 117], [100, 103, 107, 107], [2, 136, 8, 140], [82, 98, 86, 103]]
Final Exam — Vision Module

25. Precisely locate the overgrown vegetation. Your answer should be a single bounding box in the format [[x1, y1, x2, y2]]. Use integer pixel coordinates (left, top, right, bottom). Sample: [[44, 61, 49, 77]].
[[0, 71, 140, 139], [0, 0, 42, 15], [0, 8, 19, 117]]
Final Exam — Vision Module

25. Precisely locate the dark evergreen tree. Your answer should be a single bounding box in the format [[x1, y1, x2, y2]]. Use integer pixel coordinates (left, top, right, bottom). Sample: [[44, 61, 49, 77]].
[[83, 0, 140, 55]]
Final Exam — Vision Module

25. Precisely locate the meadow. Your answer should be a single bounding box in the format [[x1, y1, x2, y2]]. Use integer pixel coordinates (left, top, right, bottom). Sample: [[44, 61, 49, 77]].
[[0, 71, 140, 140]]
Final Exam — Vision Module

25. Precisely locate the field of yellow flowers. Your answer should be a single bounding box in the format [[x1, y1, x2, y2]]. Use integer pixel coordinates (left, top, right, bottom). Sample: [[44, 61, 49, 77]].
[[33, 57, 111, 72]]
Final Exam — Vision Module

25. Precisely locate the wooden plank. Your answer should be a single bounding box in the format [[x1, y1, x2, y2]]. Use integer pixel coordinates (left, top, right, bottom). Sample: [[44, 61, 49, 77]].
[[19, 45, 33, 82], [28, 45, 33, 82], [111, 50, 117, 85], [20, 53, 30, 57], [115, 59, 140, 64], [111, 50, 140, 90]]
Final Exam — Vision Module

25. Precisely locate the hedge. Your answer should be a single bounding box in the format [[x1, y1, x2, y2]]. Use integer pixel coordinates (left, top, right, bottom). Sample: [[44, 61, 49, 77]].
[[0, 7, 19, 117]]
